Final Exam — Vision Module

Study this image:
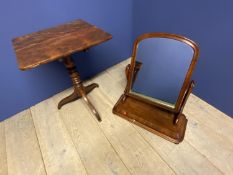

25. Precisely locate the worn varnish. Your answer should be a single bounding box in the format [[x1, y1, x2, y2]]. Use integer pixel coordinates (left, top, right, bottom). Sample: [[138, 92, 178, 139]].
[[12, 19, 112, 70]]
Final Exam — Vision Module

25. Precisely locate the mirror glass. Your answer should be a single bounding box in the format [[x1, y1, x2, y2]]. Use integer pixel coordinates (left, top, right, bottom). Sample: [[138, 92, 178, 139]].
[[131, 37, 194, 108]]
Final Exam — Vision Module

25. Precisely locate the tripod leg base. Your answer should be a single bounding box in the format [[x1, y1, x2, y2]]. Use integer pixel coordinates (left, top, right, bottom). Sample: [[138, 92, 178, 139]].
[[58, 83, 99, 110], [59, 56, 101, 122]]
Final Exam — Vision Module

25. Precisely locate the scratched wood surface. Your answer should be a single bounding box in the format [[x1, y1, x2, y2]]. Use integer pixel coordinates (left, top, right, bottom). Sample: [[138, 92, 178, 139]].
[[0, 59, 233, 175], [12, 19, 112, 70]]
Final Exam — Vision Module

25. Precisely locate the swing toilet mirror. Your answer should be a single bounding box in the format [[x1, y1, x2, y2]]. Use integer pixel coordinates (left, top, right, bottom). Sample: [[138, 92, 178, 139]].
[[113, 33, 199, 143]]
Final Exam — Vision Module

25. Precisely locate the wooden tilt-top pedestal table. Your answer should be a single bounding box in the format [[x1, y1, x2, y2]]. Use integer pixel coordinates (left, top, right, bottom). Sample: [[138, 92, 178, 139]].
[[12, 19, 112, 121]]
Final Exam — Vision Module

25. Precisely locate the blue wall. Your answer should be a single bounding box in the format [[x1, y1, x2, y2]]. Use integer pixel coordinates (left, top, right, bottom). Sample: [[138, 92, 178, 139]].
[[0, 0, 133, 121], [132, 0, 233, 117]]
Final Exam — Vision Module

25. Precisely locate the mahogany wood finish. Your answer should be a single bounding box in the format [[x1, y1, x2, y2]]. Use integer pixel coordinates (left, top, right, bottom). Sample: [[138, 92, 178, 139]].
[[113, 95, 187, 143], [113, 33, 199, 143], [58, 56, 101, 121], [12, 19, 112, 121], [12, 19, 112, 70]]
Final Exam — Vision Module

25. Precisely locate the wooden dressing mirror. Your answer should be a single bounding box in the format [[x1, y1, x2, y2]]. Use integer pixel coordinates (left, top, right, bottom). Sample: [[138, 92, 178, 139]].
[[113, 33, 199, 143]]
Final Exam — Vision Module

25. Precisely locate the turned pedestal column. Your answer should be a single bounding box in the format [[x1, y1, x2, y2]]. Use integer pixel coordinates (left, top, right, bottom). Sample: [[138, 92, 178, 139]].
[[58, 56, 101, 121]]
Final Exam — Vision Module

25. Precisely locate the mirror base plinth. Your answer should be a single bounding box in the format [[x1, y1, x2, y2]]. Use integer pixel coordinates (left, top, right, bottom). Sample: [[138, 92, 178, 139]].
[[113, 95, 187, 144]]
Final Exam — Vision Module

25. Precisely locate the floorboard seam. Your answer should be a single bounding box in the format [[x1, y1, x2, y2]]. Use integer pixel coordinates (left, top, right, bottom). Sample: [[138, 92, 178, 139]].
[[54, 99, 90, 175], [131, 124, 178, 175], [3, 122, 9, 175], [105, 63, 177, 174], [87, 75, 134, 174], [29, 108, 49, 175], [187, 116, 233, 146], [80, 100, 132, 175], [184, 138, 224, 174], [94, 81, 176, 175]]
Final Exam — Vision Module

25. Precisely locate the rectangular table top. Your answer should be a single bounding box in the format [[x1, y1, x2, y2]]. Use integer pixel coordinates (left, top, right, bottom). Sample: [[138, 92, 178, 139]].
[[12, 19, 112, 70]]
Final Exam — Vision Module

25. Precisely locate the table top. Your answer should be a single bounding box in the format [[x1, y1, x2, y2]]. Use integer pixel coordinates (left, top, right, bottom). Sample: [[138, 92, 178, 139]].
[[12, 19, 112, 70]]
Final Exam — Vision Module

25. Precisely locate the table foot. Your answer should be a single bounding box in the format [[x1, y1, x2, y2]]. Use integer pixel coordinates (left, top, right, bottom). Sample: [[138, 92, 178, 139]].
[[82, 94, 102, 122], [84, 83, 99, 93]]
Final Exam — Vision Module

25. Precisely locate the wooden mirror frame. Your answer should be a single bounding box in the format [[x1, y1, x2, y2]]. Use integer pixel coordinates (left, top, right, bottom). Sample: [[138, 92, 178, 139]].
[[113, 33, 199, 143]]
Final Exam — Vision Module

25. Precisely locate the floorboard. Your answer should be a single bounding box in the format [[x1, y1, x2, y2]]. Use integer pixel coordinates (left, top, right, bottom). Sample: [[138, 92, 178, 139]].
[[0, 122, 7, 175], [53, 89, 130, 175], [86, 78, 176, 174], [4, 110, 46, 175], [185, 117, 233, 174], [31, 99, 87, 175], [136, 126, 223, 175], [185, 95, 233, 145]]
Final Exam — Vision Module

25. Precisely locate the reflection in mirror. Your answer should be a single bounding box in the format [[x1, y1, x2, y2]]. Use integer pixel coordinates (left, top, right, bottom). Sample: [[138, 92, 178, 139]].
[[131, 38, 194, 107]]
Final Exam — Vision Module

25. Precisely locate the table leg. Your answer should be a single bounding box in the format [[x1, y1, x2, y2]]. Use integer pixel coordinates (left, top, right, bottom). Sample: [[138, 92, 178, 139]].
[[58, 56, 101, 122]]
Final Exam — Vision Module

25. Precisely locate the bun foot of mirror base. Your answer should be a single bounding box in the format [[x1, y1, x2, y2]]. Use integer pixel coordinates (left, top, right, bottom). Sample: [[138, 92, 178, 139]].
[[113, 95, 187, 144]]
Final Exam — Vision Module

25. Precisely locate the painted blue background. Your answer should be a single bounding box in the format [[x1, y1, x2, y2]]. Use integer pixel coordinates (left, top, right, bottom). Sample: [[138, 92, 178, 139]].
[[0, 0, 133, 121], [132, 0, 233, 117], [0, 0, 232, 120]]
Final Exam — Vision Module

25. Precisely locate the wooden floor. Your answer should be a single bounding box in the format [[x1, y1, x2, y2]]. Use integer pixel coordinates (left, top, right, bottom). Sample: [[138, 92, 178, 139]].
[[1, 59, 233, 175]]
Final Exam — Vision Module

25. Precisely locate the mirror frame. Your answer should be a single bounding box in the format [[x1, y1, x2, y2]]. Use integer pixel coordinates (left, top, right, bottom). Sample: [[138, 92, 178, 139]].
[[125, 33, 199, 113]]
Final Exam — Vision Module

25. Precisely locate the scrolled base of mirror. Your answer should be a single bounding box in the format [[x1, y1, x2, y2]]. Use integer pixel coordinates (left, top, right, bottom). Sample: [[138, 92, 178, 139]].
[[113, 95, 187, 144]]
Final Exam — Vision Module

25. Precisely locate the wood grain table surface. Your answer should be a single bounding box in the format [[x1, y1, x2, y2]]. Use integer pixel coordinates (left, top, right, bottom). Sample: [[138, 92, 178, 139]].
[[12, 19, 112, 70]]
